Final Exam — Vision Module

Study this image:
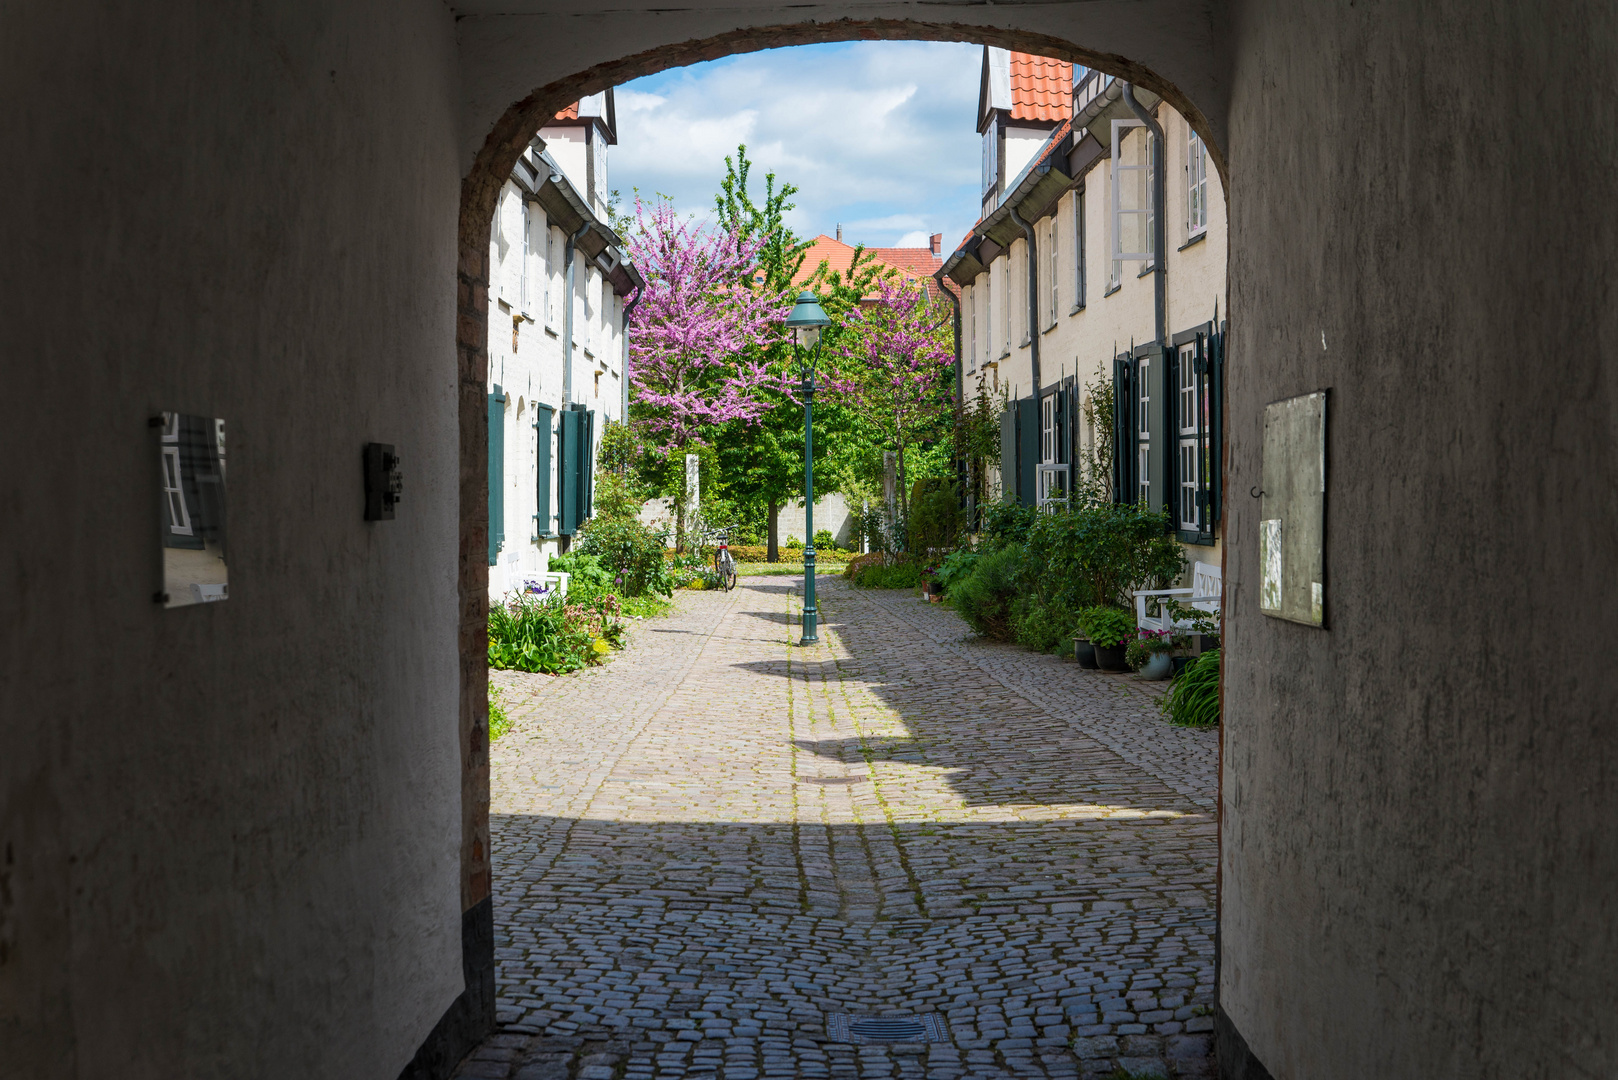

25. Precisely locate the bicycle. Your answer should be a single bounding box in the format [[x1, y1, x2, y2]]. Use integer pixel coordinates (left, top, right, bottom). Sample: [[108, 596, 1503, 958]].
[[707, 528, 738, 592]]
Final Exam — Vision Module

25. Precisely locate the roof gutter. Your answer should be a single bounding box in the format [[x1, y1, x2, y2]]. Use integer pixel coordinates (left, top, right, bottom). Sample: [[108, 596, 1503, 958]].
[[1123, 83, 1166, 345]]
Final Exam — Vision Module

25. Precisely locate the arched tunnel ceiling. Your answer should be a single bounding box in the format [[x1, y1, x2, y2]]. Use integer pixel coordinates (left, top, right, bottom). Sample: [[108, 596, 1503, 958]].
[[453, 0, 1232, 184]]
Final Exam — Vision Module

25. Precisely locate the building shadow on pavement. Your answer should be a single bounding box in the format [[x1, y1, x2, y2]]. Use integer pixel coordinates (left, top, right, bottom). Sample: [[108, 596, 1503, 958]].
[[477, 811, 1217, 1080]]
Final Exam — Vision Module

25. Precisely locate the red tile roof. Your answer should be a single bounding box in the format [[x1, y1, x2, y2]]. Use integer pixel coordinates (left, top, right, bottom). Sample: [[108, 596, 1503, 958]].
[[792, 235, 946, 300], [554, 102, 580, 120], [1008, 53, 1073, 123]]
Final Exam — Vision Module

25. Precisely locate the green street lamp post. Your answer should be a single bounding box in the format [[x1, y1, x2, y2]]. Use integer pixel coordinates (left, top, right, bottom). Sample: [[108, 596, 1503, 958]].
[[785, 290, 832, 646]]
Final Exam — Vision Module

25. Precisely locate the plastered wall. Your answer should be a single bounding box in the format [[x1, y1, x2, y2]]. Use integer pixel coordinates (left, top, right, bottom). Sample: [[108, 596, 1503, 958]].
[[1219, 0, 1618, 1075], [5, 1, 1614, 1077], [0, 2, 465, 1077]]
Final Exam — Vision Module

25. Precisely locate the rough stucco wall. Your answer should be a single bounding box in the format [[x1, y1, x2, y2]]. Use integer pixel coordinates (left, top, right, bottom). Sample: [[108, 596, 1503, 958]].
[[1220, 1, 1618, 1076], [0, 2, 465, 1077]]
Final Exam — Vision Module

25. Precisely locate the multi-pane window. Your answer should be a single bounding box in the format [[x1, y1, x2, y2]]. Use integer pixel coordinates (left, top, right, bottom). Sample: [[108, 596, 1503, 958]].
[[1111, 120, 1153, 282], [968, 285, 978, 370], [1037, 391, 1069, 510], [1001, 262, 1011, 355], [545, 229, 558, 328], [160, 415, 192, 536], [1177, 343, 1200, 530], [520, 203, 531, 314], [1137, 355, 1152, 504], [1047, 219, 1059, 327], [1073, 190, 1086, 310], [1187, 127, 1209, 238]]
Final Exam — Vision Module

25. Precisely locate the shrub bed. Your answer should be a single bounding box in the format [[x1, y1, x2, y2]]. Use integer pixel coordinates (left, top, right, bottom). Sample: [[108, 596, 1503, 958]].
[[853, 560, 921, 589]]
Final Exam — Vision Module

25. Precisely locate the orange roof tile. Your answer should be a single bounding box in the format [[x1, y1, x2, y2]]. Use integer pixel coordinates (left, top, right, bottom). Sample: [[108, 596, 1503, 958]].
[[554, 102, 580, 121], [1008, 53, 1072, 123], [792, 235, 946, 300]]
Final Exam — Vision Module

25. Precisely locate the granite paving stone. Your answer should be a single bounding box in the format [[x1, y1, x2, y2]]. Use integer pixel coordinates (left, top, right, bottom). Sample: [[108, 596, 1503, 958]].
[[457, 577, 1217, 1079]]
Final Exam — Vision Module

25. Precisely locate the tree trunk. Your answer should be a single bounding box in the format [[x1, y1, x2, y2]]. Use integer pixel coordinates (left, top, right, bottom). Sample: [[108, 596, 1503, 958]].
[[767, 499, 779, 563], [896, 444, 909, 528]]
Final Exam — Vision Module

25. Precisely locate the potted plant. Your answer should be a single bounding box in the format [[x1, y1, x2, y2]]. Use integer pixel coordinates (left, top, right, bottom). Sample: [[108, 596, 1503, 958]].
[[1161, 599, 1221, 675], [1077, 606, 1135, 671], [1072, 630, 1099, 669], [1126, 629, 1176, 680]]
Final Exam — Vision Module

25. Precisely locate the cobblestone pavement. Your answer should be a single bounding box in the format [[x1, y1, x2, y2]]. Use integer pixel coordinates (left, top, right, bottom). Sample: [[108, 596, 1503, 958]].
[[463, 578, 1218, 1080]]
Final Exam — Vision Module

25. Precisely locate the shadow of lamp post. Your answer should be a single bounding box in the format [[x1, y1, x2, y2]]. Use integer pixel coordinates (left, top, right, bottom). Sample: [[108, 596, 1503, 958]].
[[785, 290, 831, 646]]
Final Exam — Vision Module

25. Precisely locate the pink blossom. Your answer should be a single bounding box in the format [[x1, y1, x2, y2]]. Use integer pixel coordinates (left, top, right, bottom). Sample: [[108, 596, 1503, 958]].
[[624, 197, 793, 447]]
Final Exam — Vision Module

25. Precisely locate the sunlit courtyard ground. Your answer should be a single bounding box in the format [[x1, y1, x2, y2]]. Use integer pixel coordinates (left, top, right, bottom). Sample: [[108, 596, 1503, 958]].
[[459, 577, 1218, 1080]]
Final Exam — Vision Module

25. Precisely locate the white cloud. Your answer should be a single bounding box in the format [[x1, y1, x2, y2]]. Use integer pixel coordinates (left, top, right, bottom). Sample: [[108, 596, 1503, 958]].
[[609, 41, 982, 251], [892, 230, 935, 248]]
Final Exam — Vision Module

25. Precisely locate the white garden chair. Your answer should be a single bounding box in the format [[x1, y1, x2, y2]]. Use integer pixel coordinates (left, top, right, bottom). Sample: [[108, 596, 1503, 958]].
[[1134, 560, 1221, 637], [522, 572, 569, 600]]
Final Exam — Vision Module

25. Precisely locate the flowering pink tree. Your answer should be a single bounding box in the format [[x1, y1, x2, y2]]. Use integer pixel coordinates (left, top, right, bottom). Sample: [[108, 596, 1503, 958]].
[[827, 275, 956, 520], [624, 197, 792, 448]]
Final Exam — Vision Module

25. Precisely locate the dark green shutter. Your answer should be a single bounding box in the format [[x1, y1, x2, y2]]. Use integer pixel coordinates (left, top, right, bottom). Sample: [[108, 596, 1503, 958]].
[[1112, 354, 1136, 503], [488, 387, 506, 565], [1018, 397, 1038, 507], [581, 409, 596, 520], [558, 408, 582, 535], [1134, 344, 1167, 513], [533, 403, 554, 538], [1209, 329, 1225, 530], [999, 404, 1017, 504]]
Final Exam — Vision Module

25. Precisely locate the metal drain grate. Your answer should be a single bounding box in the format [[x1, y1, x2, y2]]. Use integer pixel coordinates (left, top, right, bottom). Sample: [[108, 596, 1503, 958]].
[[826, 1013, 949, 1044]]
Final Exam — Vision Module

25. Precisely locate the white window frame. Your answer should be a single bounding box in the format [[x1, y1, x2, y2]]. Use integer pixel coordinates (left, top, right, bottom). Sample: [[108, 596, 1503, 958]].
[[1037, 392, 1069, 511], [545, 228, 558, 330], [520, 202, 532, 316], [161, 443, 193, 536], [1187, 126, 1209, 239], [968, 285, 978, 370], [1177, 342, 1200, 531], [1047, 218, 1059, 328], [1074, 189, 1086, 308], [1111, 119, 1152, 281], [1016, 244, 1028, 345], [1137, 354, 1152, 504], [1000, 261, 1011, 357]]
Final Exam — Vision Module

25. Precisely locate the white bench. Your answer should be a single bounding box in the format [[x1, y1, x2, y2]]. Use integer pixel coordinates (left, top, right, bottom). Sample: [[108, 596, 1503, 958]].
[[1134, 560, 1221, 637], [523, 572, 570, 599]]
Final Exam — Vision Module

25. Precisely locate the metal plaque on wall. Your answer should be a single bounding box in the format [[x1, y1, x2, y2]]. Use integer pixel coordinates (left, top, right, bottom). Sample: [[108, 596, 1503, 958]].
[[1259, 390, 1326, 627], [155, 412, 228, 607]]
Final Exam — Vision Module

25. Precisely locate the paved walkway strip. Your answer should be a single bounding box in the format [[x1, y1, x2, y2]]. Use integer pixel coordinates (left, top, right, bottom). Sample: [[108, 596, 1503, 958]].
[[466, 578, 1218, 1080]]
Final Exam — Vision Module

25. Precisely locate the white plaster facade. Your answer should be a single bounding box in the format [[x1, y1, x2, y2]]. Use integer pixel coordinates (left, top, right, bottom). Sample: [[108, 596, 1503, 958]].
[[485, 112, 641, 602], [950, 61, 1228, 573]]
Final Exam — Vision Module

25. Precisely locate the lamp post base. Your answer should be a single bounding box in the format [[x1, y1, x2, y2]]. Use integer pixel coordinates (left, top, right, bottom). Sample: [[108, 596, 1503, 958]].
[[799, 545, 818, 645]]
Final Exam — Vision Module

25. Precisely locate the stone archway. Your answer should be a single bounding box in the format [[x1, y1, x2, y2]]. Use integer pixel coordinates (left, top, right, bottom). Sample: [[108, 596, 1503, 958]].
[[443, 11, 1235, 1079]]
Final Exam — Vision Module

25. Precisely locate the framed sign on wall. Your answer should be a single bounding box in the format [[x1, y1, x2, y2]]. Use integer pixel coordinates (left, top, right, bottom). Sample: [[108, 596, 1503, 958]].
[[1259, 390, 1326, 627]]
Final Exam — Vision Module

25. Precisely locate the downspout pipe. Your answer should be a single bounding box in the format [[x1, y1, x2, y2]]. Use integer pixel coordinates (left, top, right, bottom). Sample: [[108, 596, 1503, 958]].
[[1006, 202, 1042, 391], [1122, 84, 1167, 346], [562, 218, 590, 407]]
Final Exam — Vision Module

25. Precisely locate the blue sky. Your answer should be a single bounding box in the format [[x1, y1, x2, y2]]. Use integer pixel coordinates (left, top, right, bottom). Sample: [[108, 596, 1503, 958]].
[[611, 41, 983, 254]]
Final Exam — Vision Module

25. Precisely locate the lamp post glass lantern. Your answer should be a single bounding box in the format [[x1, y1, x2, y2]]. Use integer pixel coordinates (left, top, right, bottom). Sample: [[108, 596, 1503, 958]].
[[785, 291, 831, 645]]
